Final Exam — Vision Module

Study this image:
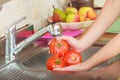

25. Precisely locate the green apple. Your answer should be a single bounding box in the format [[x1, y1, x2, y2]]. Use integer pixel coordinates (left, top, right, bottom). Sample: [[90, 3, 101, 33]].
[[65, 7, 78, 15], [66, 13, 80, 23]]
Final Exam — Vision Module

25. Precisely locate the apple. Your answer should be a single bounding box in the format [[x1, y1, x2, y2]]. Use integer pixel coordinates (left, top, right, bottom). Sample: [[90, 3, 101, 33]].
[[66, 13, 80, 23], [78, 7, 96, 22], [65, 2, 78, 15], [65, 7, 78, 15]]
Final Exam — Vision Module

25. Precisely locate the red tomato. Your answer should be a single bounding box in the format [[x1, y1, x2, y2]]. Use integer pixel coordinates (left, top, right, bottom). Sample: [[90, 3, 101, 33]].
[[64, 50, 82, 66], [49, 38, 69, 59], [46, 56, 65, 70]]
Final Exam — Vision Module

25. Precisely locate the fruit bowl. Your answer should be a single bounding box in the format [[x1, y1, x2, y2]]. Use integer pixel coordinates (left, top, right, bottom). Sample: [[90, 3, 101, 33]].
[[48, 6, 96, 30], [48, 16, 94, 30], [60, 20, 94, 30]]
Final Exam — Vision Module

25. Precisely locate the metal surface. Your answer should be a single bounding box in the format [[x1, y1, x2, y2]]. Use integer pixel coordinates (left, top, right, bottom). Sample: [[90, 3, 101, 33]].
[[0, 62, 40, 80], [5, 17, 62, 63], [0, 62, 95, 80], [22, 46, 107, 70], [5, 16, 26, 63], [0, 44, 118, 80], [0, 36, 110, 80], [0, 24, 119, 80], [0, 57, 6, 66]]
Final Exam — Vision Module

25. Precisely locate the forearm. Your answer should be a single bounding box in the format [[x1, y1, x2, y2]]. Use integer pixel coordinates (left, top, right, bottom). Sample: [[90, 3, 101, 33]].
[[80, 0, 120, 49], [84, 33, 120, 70]]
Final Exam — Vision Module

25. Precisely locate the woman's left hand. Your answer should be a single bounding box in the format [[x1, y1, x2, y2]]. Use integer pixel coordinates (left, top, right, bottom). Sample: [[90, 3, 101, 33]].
[[53, 63, 89, 72]]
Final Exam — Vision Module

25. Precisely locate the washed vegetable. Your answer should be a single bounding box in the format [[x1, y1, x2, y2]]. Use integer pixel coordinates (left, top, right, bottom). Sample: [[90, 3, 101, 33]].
[[64, 50, 82, 66], [49, 38, 69, 59], [46, 56, 65, 70]]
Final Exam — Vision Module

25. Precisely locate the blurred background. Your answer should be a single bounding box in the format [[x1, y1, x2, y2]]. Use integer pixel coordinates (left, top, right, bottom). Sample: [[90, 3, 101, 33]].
[[0, 0, 119, 38]]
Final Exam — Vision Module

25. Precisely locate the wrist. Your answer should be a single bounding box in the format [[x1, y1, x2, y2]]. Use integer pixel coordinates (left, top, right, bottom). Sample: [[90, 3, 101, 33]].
[[80, 61, 93, 71], [78, 40, 90, 52]]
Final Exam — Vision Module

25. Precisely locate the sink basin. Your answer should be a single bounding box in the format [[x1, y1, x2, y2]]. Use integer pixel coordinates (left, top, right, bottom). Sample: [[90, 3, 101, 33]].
[[0, 39, 6, 67], [0, 45, 118, 80], [0, 57, 6, 66], [22, 46, 108, 70]]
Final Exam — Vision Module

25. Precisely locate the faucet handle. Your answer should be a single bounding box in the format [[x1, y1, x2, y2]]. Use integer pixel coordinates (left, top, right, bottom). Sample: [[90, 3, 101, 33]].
[[48, 23, 63, 36]]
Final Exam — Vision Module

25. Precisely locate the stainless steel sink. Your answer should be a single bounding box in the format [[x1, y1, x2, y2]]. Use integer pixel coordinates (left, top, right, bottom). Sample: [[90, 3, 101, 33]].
[[0, 44, 118, 80], [22, 46, 108, 70], [0, 38, 6, 67], [0, 57, 6, 66], [22, 47, 51, 70]]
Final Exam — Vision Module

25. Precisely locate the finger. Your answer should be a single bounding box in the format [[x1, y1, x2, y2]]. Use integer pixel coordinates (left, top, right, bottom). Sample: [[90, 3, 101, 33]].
[[60, 36, 73, 42], [56, 36, 61, 41], [60, 35, 71, 39], [48, 50, 51, 54], [75, 49, 81, 53], [53, 68, 70, 71], [48, 39, 52, 45], [53, 66, 76, 71]]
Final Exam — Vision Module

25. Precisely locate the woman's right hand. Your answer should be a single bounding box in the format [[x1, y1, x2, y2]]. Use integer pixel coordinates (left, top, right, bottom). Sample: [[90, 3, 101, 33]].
[[58, 35, 87, 53]]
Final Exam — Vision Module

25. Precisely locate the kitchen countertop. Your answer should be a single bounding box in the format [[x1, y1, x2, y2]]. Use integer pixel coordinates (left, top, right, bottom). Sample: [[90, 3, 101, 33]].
[[76, 29, 118, 46], [95, 32, 117, 45]]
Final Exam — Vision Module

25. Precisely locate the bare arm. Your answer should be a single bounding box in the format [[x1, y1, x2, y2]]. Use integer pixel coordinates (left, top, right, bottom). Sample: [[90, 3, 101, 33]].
[[54, 0, 120, 71], [80, 0, 120, 50], [58, 0, 120, 53], [54, 33, 120, 71], [79, 0, 120, 70], [84, 33, 120, 70]]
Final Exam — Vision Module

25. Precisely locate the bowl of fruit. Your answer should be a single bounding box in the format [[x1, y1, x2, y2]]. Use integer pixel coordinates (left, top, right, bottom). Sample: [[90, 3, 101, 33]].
[[48, 5, 96, 30]]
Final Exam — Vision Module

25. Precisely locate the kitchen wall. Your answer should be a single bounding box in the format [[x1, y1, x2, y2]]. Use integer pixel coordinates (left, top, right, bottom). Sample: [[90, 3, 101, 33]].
[[0, 0, 32, 37], [0, 0, 106, 37], [94, 0, 106, 8], [0, 0, 67, 37]]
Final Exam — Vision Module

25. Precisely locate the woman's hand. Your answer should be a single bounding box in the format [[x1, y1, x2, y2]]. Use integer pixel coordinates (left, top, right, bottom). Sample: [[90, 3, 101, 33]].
[[48, 35, 91, 71], [48, 35, 88, 53], [58, 35, 87, 53], [53, 63, 89, 71]]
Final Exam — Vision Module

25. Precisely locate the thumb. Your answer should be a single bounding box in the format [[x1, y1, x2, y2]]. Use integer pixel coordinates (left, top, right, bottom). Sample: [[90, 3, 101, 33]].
[[60, 35, 73, 41]]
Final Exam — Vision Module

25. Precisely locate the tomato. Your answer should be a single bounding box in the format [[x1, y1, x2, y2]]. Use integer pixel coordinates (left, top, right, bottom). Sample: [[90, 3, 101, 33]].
[[46, 56, 65, 70], [49, 38, 69, 59], [64, 50, 82, 66]]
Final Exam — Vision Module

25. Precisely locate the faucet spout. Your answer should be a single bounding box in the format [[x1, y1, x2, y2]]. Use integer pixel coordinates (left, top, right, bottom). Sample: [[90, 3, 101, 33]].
[[14, 23, 62, 54], [14, 25, 50, 54], [5, 18, 62, 63]]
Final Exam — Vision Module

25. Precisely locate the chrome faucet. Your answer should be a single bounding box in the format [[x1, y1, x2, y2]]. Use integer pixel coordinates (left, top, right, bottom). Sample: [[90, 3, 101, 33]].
[[5, 16, 62, 63]]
